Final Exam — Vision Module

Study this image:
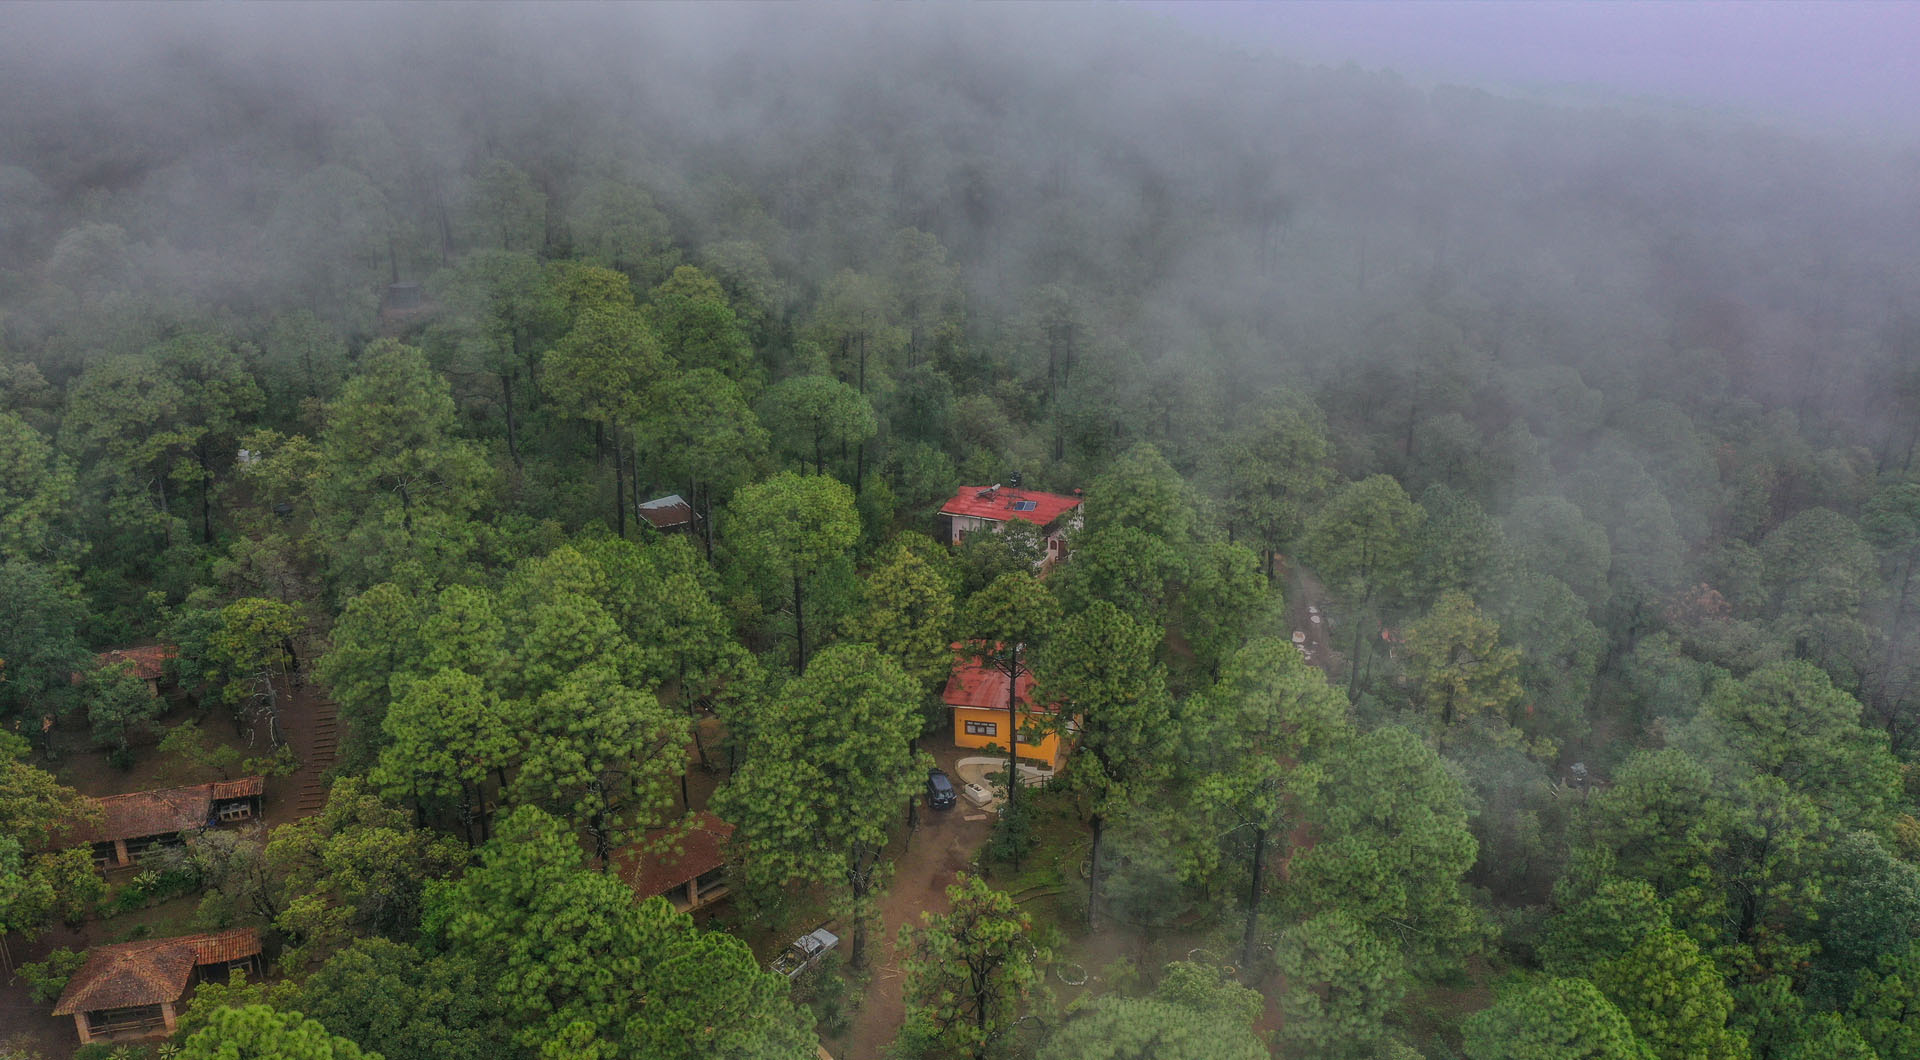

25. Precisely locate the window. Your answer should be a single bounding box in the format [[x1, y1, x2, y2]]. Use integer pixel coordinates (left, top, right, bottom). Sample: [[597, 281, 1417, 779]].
[[965, 720, 998, 737]]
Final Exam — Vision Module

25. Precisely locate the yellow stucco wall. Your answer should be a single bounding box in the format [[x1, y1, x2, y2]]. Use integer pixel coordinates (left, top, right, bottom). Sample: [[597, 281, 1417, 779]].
[[951, 705, 1063, 767]]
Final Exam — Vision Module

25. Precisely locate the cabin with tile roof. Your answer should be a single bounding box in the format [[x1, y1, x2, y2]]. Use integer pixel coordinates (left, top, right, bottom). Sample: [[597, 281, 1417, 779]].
[[617, 811, 735, 913], [51, 928, 262, 1044], [86, 644, 179, 697], [72, 778, 264, 869]]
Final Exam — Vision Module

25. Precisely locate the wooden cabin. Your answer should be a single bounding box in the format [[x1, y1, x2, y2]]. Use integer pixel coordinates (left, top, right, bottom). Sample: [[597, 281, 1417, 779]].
[[88, 644, 178, 697], [74, 778, 265, 869], [619, 812, 734, 913], [52, 929, 262, 1044]]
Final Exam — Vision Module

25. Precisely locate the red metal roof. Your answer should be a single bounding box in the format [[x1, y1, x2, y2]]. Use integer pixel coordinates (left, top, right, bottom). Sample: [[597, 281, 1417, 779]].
[[618, 811, 735, 899], [637, 494, 697, 530], [938, 486, 1081, 528], [94, 645, 177, 682], [52, 929, 260, 1015], [942, 645, 1044, 712]]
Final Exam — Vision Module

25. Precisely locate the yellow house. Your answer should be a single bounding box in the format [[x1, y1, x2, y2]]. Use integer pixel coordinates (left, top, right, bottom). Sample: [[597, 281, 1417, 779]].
[[944, 646, 1066, 770]]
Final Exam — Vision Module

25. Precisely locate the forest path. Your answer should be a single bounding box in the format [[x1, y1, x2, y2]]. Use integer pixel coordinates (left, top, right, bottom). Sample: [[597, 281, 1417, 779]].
[[273, 682, 339, 825], [1281, 559, 1342, 680], [838, 744, 994, 1060]]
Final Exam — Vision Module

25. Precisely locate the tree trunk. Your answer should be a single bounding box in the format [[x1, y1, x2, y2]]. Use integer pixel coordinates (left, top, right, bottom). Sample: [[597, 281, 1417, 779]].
[[849, 846, 872, 970], [501, 373, 521, 468], [702, 484, 715, 560], [1005, 654, 1021, 814], [592, 809, 612, 873], [1242, 820, 1269, 968], [794, 573, 807, 673], [1347, 605, 1369, 701], [613, 426, 627, 537], [1087, 813, 1104, 928], [469, 781, 491, 843], [198, 440, 214, 544]]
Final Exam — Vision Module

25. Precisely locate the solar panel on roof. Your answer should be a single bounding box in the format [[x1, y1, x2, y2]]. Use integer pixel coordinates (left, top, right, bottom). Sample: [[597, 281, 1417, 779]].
[[1012, 500, 1038, 511]]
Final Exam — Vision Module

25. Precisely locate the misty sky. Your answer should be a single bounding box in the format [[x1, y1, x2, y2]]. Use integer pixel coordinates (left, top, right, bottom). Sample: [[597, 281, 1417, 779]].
[[1155, 1, 1920, 138]]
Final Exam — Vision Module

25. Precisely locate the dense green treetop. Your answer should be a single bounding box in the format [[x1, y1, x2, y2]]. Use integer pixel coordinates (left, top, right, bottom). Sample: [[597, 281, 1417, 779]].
[[177, 1004, 381, 1060], [1461, 977, 1652, 1060]]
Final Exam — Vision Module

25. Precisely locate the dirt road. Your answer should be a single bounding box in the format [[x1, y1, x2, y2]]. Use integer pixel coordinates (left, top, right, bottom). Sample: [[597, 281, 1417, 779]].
[[1281, 559, 1342, 681], [835, 744, 995, 1060]]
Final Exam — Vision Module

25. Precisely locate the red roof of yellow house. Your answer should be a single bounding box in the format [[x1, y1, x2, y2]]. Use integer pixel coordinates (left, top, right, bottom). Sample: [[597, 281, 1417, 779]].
[[942, 645, 1047, 712], [938, 485, 1081, 528], [52, 929, 260, 1015]]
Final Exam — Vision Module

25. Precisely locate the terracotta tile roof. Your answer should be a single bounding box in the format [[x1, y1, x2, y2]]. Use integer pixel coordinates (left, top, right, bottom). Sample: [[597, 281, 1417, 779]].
[[186, 928, 263, 964], [939, 486, 1081, 528], [942, 643, 1045, 713], [70, 778, 264, 846], [210, 777, 265, 800], [94, 645, 177, 682], [618, 812, 734, 899], [52, 929, 260, 1015], [637, 494, 697, 529]]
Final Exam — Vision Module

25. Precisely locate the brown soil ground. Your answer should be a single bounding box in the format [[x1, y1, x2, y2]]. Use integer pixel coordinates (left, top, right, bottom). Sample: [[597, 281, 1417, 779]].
[[831, 741, 994, 1060]]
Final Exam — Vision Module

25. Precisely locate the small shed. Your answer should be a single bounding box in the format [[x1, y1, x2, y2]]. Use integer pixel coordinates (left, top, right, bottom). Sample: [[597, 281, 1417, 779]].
[[74, 777, 265, 869], [637, 494, 700, 534], [618, 811, 735, 913], [89, 645, 178, 697], [51, 928, 262, 1044]]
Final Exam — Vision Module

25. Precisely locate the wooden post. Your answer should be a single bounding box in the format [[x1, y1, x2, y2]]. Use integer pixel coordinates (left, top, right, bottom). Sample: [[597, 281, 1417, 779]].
[[73, 1014, 92, 1045]]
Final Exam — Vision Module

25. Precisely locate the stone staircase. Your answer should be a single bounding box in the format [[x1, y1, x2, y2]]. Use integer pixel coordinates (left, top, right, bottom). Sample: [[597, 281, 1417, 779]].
[[291, 698, 339, 817]]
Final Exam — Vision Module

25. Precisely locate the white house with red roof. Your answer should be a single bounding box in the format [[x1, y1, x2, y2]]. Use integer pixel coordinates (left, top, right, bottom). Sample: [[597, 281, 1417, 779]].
[[938, 484, 1083, 566]]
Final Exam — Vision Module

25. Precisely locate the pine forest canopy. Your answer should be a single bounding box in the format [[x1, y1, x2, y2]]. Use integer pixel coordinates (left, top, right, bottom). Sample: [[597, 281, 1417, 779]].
[[0, 6, 1917, 1060]]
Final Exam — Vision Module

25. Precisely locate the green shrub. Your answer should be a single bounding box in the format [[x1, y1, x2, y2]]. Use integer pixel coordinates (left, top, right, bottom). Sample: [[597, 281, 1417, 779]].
[[17, 948, 86, 1003]]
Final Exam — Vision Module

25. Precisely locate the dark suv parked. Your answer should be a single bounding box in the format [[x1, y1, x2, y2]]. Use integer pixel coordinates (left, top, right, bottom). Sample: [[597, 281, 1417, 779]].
[[927, 768, 957, 810]]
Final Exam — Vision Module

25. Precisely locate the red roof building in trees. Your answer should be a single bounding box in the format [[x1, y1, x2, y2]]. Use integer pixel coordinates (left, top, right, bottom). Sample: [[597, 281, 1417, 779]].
[[943, 643, 1066, 769], [937, 484, 1083, 565]]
